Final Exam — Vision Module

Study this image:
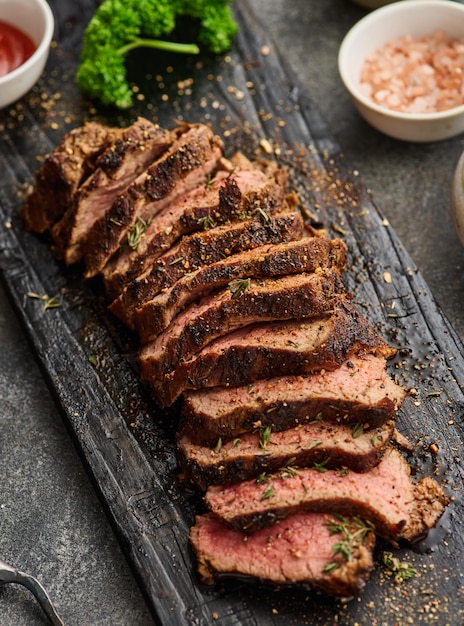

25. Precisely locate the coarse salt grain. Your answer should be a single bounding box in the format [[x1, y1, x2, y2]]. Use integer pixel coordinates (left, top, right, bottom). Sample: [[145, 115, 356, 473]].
[[360, 30, 464, 114]]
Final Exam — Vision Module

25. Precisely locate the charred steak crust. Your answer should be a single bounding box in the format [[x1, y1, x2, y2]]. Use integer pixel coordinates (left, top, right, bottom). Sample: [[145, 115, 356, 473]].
[[22, 122, 115, 234], [181, 355, 406, 440], [204, 446, 448, 543], [51, 118, 173, 265], [178, 420, 395, 490], [138, 269, 346, 383], [158, 301, 394, 406], [91, 124, 224, 283], [190, 512, 376, 596], [108, 210, 305, 311], [132, 237, 348, 340]]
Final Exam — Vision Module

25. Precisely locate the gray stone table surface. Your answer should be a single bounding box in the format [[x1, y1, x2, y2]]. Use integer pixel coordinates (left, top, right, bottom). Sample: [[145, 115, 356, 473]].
[[1, 1, 464, 625]]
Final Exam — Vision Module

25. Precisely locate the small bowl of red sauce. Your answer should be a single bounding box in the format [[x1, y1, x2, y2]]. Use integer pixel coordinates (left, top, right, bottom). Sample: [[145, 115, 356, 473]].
[[338, 0, 464, 142], [0, 0, 54, 109]]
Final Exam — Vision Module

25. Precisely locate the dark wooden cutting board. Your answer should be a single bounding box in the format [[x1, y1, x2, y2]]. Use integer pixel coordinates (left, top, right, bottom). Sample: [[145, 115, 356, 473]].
[[1, 1, 463, 623]]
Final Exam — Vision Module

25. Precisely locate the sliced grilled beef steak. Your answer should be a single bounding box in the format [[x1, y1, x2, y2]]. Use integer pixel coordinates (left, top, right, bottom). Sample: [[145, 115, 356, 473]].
[[91, 165, 288, 290], [22, 122, 115, 233], [133, 237, 347, 338], [86, 123, 224, 280], [204, 447, 448, 542], [158, 302, 394, 406], [190, 512, 375, 596], [181, 355, 406, 440], [108, 209, 305, 308], [51, 118, 173, 264], [138, 270, 345, 383], [178, 420, 395, 490]]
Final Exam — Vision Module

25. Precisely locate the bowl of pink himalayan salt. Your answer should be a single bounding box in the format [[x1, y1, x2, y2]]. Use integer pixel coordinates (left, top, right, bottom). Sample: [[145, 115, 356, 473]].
[[338, 0, 464, 142]]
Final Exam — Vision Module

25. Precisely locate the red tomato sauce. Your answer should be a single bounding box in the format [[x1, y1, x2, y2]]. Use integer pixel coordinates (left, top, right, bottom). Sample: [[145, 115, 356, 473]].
[[0, 20, 36, 78]]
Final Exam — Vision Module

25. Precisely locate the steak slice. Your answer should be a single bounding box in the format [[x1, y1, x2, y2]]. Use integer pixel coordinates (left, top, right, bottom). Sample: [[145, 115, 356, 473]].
[[178, 420, 395, 490], [22, 122, 115, 233], [181, 355, 407, 440], [190, 512, 375, 596], [86, 123, 224, 280], [204, 447, 448, 543], [107, 209, 304, 304], [158, 302, 394, 406], [133, 236, 347, 338], [138, 269, 346, 381], [51, 118, 173, 264]]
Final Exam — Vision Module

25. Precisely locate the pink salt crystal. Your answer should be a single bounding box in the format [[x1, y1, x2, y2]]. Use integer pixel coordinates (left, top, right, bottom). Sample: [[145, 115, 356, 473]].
[[360, 31, 464, 114]]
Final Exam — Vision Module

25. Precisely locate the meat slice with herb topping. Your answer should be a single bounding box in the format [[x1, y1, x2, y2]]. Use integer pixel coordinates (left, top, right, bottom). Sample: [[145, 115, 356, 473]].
[[190, 512, 376, 596], [204, 446, 448, 543], [178, 419, 395, 490]]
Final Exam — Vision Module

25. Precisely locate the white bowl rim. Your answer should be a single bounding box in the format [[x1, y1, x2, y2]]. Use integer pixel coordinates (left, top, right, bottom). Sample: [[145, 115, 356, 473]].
[[0, 0, 54, 86], [338, 0, 464, 122]]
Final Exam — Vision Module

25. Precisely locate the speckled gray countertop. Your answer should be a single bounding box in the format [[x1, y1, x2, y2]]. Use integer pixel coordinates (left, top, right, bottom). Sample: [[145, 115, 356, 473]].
[[1, 1, 463, 624]]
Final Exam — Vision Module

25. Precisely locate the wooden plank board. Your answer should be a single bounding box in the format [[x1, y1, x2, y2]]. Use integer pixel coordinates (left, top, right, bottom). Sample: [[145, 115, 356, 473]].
[[0, 1, 463, 623]]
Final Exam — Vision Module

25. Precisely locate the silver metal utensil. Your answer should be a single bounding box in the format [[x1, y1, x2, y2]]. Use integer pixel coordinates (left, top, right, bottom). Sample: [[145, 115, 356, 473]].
[[0, 558, 65, 625]]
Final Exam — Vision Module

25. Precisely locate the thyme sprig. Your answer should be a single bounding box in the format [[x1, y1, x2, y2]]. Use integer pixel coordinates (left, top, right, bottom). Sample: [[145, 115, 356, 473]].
[[323, 515, 375, 573], [253, 207, 270, 223], [261, 484, 275, 500], [126, 216, 152, 250], [383, 551, 417, 583], [259, 425, 272, 449], [351, 423, 365, 439], [228, 277, 251, 299], [197, 214, 217, 230], [27, 292, 61, 312]]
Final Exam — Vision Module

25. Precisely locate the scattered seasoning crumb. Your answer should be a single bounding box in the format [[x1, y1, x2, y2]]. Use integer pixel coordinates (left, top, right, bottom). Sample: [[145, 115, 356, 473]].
[[383, 271, 392, 284], [430, 443, 439, 455], [382, 218, 390, 226], [259, 138, 273, 154], [261, 45, 270, 56]]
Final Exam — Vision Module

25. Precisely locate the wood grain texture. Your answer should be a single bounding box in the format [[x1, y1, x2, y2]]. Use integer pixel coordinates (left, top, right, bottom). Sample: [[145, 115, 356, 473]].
[[0, 1, 463, 623]]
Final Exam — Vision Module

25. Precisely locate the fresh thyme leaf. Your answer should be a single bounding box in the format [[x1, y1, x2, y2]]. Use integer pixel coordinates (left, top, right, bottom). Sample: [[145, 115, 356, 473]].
[[323, 561, 340, 573], [308, 412, 324, 425], [280, 465, 299, 479], [228, 277, 251, 299], [308, 439, 323, 450], [261, 484, 275, 500], [42, 295, 61, 311], [169, 256, 184, 266], [232, 438, 241, 448], [351, 423, 365, 438], [204, 175, 213, 189], [313, 457, 330, 472], [253, 207, 270, 223], [213, 438, 222, 453], [259, 425, 272, 449], [197, 214, 217, 230], [255, 472, 269, 485]]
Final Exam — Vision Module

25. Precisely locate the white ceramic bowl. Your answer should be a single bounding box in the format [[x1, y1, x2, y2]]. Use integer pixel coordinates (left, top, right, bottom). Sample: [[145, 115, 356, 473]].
[[338, 0, 464, 142], [0, 0, 54, 109], [451, 151, 464, 246]]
